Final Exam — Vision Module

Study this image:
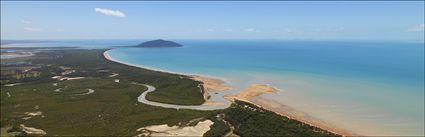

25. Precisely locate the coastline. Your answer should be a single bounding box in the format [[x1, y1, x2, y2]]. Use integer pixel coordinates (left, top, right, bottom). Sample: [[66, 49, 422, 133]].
[[103, 49, 354, 136], [103, 49, 231, 106], [250, 97, 357, 136]]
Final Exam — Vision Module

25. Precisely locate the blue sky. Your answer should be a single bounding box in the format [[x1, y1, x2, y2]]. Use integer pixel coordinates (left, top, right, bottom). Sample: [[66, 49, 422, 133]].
[[1, 1, 424, 41]]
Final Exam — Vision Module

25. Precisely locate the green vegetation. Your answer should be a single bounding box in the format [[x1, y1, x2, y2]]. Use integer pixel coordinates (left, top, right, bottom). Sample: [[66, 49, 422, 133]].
[[1, 49, 210, 136], [203, 114, 231, 137]]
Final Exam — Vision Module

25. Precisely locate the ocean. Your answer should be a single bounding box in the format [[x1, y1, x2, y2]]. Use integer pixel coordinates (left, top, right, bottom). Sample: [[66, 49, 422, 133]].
[[3, 40, 424, 135]]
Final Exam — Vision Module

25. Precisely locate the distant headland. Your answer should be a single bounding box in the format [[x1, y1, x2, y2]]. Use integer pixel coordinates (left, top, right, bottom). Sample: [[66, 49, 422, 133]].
[[129, 39, 183, 48]]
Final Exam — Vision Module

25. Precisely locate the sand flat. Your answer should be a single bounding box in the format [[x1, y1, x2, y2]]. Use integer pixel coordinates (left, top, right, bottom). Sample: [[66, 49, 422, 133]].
[[225, 84, 277, 102]]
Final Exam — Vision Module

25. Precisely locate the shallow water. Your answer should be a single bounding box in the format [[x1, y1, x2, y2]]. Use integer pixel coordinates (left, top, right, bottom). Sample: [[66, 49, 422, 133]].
[[107, 40, 424, 136]]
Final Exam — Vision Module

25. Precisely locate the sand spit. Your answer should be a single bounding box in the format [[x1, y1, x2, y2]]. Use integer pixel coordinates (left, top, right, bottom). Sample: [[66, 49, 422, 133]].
[[20, 124, 46, 135], [225, 84, 277, 102], [136, 120, 213, 137]]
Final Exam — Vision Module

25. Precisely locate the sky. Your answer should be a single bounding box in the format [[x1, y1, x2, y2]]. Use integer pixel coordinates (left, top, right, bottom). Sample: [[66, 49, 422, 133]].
[[1, 1, 424, 41]]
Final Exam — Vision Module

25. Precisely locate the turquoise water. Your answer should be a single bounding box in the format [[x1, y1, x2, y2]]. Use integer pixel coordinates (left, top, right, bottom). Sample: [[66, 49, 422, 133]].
[[107, 40, 424, 135]]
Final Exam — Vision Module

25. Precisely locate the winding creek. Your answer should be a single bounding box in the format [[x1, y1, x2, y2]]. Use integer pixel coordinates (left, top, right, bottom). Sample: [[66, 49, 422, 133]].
[[137, 83, 231, 110]]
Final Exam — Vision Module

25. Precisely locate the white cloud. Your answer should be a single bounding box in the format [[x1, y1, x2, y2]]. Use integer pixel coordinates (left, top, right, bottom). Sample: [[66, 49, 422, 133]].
[[24, 27, 42, 31], [21, 20, 32, 24], [94, 8, 125, 17], [408, 24, 424, 32]]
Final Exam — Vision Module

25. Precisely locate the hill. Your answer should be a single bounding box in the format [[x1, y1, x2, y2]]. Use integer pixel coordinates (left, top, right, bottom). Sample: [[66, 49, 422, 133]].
[[133, 39, 183, 48]]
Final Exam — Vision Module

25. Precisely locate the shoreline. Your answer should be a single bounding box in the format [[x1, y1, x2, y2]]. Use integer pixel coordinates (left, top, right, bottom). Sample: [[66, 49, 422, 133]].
[[103, 49, 354, 136], [103, 50, 231, 107]]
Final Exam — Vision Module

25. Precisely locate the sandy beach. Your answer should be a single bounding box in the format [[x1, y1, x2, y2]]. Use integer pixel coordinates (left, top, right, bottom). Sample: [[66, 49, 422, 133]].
[[103, 49, 354, 136]]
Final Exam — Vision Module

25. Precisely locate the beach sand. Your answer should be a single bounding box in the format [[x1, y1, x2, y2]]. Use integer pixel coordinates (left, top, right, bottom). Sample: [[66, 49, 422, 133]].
[[224, 84, 277, 102]]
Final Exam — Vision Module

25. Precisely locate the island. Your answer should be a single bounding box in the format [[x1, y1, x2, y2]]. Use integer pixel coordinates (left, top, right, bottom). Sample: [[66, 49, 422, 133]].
[[130, 39, 183, 48]]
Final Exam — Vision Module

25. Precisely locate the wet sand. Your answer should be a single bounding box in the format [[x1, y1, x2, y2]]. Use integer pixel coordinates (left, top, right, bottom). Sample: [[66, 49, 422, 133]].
[[224, 84, 277, 102]]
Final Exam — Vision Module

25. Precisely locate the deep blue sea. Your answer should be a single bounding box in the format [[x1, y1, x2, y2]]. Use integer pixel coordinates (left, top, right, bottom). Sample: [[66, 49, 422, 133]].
[[4, 40, 424, 135]]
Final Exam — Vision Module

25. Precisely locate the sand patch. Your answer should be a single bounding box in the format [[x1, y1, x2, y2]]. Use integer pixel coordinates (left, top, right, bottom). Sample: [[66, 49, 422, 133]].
[[63, 77, 85, 80], [52, 76, 85, 81], [109, 73, 119, 77], [77, 89, 94, 95], [6, 92, 11, 98], [114, 79, 120, 83], [61, 70, 75, 75], [4, 83, 22, 87], [20, 124, 46, 135], [25, 111, 42, 116], [54, 88, 62, 92], [136, 120, 213, 137], [22, 117, 32, 120], [52, 83, 58, 86], [202, 101, 225, 106], [225, 84, 277, 102]]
